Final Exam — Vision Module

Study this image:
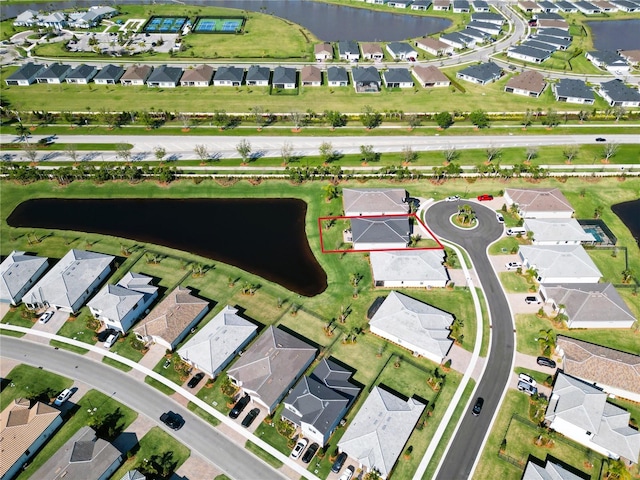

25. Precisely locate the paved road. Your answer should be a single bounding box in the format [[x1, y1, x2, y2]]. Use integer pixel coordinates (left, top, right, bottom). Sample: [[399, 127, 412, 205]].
[[424, 201, 513, 480], [0, 336, 287, 480]]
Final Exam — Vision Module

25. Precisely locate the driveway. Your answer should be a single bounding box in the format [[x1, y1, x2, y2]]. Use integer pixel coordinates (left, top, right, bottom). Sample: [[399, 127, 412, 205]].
[[29, 308, 69, 343]]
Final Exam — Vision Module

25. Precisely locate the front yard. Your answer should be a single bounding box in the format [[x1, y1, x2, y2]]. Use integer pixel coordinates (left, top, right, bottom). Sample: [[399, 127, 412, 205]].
[[0, 364, 72, 410]]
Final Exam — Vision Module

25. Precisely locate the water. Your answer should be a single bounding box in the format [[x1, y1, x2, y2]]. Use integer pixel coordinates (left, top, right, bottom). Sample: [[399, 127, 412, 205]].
[[587, 19, 640, 51], [612, 198, 640, 245], [6, 198, 328, 296], [2, 0, 451, 42]]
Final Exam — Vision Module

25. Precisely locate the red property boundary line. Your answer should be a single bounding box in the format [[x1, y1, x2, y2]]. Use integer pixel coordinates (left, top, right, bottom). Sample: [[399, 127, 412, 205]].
[[318, 213, 445, 254]]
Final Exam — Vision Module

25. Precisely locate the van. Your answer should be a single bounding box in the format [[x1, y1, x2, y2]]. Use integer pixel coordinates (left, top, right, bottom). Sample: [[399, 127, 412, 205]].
[[506, 227, 527, 236], [104, 332, 119, 349]]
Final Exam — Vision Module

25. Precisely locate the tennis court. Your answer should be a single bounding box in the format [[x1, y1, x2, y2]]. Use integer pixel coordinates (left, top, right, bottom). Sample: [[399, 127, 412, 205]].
[[193, 16, 245, 34], [142, 16, 188, 33]]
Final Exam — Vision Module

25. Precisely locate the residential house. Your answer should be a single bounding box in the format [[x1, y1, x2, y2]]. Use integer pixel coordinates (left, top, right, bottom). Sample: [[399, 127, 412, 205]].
[[388, 0, 413, 8], [301, 65, 322, 86], [327, 66, 349, 87], [245, 65, 271, 86], [351, 66, 381, 92], [610, 0, 640, 11], [87, 272, 158, 333], [412, 65, 451, 87], [439, 31, 476, 49], [5, 63, 46, 86], [361, 43, 384, 61], [212, 66, 244, 87], [120, 65, 152, 86], [338, 41, 361, 61], [545, 372, 640, 463], [433, 0, 451, 10], [537, 27, 572, 39], [556, 336, 640, 402], [133, 286, 209, 351], [227, 326, 317, 413], [472, 0, 491, 11], [35, 63, 72, 84], [522, 458, 587, 480], [519, 0, 542, 13], [619, 49, 640, 66], [272, 66, 297, 89], [505, 187, 574, 218], [452, 0, 471, 12], [532, 34, 572, 50], [592, 0, 618, 10], [466, 20, 502, 35], [573, 1, 602, 13], [518, 245, 602, 284], [383, 68, 414, 88], [282, 359, 360, 446], [177, 305, 258, 378], [180, 65, 214, 87], [342, 188, 408, 216], [368, 291, 454, 363], [369, 250, 449, 288], [94, 64, 124, 85], [65, 64, 98, 84], [120, 470, 146, 480], [540, 283, 636, 328], [555, 0, 579, 12], [23, 249, 114, 314], [504, 70, 547, 97], [471, 12, 505, 24], [350, 216, 411, 250], [31, 426, 122, 480], [338, 386, 425, 479], [415, 37, 454, 56], [521, 39, 557, 52], [554, 78, 595, 104], [597, 79, 640, 107], [146, 65, 182, 88], [456, 61, 502, 85], [0, 399, 63, 480], [537, 0, 560, 12], [507, 45, 552, 63], [537, 18, 570, 29], [366, 0, 388, 4], [585, 50, 630, 73], [314, 42, 333, 61], [411, 0, 433, 10], [461, 27, 491, 42], [538, 11, 566, 19], [524, 218, 595, 244], [0, 251, 48, 306], [386, 42, 418, 60]]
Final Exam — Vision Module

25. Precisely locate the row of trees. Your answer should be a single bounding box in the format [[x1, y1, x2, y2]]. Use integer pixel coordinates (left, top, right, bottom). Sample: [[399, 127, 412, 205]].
[[2, 163, 178, 184]]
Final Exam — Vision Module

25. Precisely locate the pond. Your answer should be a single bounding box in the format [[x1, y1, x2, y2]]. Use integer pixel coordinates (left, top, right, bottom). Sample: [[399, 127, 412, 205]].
[[3, 0, 451, 42], [612, 198, 640, 246], [587, 19, 640, 51], [6, 198, 328, 297]]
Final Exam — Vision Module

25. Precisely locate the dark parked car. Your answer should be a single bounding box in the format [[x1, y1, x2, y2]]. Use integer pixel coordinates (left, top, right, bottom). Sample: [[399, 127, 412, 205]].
[[160, 411, 184, 430], [229, 394, 250, 419], [187, 372, 205, 388], [472, 397, 484, 416], [241, 408, 260, 428], [537, 356, 556, 368], [477, 194, 493, 201], [331, 452, 348, 473], [302, 442, 319, 464], [595, 137, 606, 142]]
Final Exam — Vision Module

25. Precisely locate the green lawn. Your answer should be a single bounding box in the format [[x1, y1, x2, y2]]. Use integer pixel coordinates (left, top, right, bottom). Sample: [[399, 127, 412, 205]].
[[253, 404, 292, 456], [1, 304, 37, 329], [0, 364, 73, 410], [587, 247, 636, 286], [54, 308, 99, 346], [245, 440, 284, 469], [108, 332, 146, 364], [488, 237, 522, 255], [194, 374, 235, 416], [499, 271, 535, 294]]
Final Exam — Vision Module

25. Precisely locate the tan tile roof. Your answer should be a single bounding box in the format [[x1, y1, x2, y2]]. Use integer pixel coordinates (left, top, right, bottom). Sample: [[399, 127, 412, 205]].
[[314, 42, 333, 55], [505, 187, 574, 214], [557, 336, 640, 398], [620, 50, 640, 64], [412, 65, 450, 84], [361, 43, 383, 55], [415, 37, 450, 52], [1, 399, 61, 477], [121, 65, 152, 81], [301, 65, 321, 83], [180, 64, 213, 83], [537, 19, 569, 29], [506, 70, 546, 94]]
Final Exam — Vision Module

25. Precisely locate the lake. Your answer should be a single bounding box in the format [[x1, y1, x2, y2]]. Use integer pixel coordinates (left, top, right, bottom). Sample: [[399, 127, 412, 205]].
[[2, 0, 451, 42], [6, 198, 328, 297], [612, 198, 640, 245], [587, 19, 640, 51]]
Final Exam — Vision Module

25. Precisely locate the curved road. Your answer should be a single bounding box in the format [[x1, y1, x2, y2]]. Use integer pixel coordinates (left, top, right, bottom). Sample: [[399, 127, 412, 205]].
[[425, 201, 513, 480], [0, 336, 286, 480]]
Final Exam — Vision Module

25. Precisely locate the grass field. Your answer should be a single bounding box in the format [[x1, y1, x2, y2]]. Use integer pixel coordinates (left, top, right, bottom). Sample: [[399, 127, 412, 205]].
[[0, 364, 72, 410]]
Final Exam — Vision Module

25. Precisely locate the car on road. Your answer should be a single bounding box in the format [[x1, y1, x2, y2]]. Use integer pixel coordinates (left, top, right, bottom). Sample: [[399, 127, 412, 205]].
[[505, 262, 522, 270], [104, 332, 119, 349], [331, 452, 348, 473], [54, 388, 73, 406], [302, 442, 319, 464], [537, 356, 556, 368], [339, 465, 355, 480], [525, 296, 541, 304], [496, 212, 504, 223], [517, 380, 538, 396], [187, 372, 205, 388], [290, 437, 308, 459], [160, 411, 184, 430], [446, 195, 460, 202], [477, 194, 493, 201], [596, 137, 606, 142], [518, 373, 536, 387], [241, 408, 260, 428], [472, 397, 484, 416], [38, 311, 53, 324], [229, 394, 250, 419]]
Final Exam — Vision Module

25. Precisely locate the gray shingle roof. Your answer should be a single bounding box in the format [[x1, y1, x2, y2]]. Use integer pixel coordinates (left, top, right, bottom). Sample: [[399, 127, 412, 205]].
[[351, 66, 381, 84], [463, 27, 491, 40], [311, 358, 361, 403], [599, 79, 640, 102], [555, 78, 594, 100], [342, 188, 407, 215], [441, 31, 474, 45], [532, 34, 572, 48], [471, 12, 504, 22], [94, 64, 124, 81], [214, 66, 244, 83], [327, 66, 348, 83], [338, 40, 359, 55], [351, 217, 410, 245], [6, 63, 45, 81], [383, 68, 413, 84], [36, 63, 72, 80], [458, 61, 502, 82], [0, 251, 48, 304], [537, 28, 572, 38], [387, 42, 416, 55], [272, 66, 296, 85], [522, 39, 558, 52], [246, 65, 271, 83], [87, 272, 157, 323], [467, 20, 501, 32], [66, 64, 97, 80], [147, 65, 183, 83], [588, 50, 629, 67], [522, 458, 586, 480], [519, 245, 602, 280], [509, 45, 551, 60], [555, 0, 579, 10], [370, 250, 448, 283]]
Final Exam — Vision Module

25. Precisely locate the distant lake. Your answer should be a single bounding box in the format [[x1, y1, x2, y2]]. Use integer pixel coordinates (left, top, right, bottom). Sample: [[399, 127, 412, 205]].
[[2, 0, 451, 42], [612, 198, 640, 245], [7, 198, 328, 297], [587, 19, 640, 51]]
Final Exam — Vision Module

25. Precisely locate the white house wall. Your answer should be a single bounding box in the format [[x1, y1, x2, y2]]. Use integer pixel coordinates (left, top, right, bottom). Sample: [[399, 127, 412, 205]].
[[370, 325, 444, 364], [568, 318, 635, 329], [378, 279, 448, 288], [550, 417, 620, 459], [353, 242, 407, 251]]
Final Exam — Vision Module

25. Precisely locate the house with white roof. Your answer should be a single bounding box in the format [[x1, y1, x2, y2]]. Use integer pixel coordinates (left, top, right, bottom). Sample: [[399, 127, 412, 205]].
[[524, 218, 595, 245], [350, 217, 411, 250], [342, 188, 408, 216], [540, 283, 636, 329], [545, 372, 640, 463], [22, 250, 113, 313], [504, 188, 574, 218], [177, 305, 258, 378], [0, 251, 48, 306], [556, 336, 640, 403], [338, 386, 425, 479], [518, 245, 602, 284], [522, 458, 587, 480], [369, 291, 454, 363], [369, 250, 449, 288], [87, 272, 158, 333]]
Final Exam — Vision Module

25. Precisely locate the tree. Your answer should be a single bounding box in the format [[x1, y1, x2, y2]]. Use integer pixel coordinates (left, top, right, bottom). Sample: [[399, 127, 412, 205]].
[[537, 329, 555, 356], [360, 144, 378, 164], [213, 109, 229, 130], [115, 142, 131, 163], [469, 109, 489, 129], [521, 109, 533, 128], [434, 111, 453, 129], [194, 144, 210, 163], [319, 141, 334, 164], [543, 108, 560, 127], [236, 139, 252, 164], [178, 113, 191, 130], [401, 145, 418, 164], [251, 105, 265, 129], [577, 110, 590, 122], [613, 106, 626, 122], [280, 141, 294, 165], [526, 146, 538, 162], [154, 146, 166, 163], [15, 123, 29, 142], [443, 146, 459, 164], [457, 204, 475, 225], [324, 110, 346, 128], [485, 146, 501, 163], [360, 105, 382, 129], [289, 111, 304, 130], [22, 141, 38, 163], [407, 114, 421, 129], [621, 269, 633, 284], [602, 142, 619, 162], [65, 143, 79, 163], [594, 205, 603, 219], [562, 145, 579, 164], [323, 184, 339, 201]]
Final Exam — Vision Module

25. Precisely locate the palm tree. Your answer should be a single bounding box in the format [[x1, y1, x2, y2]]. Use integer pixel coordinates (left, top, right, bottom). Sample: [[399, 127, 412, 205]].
[[621, 269, 633, 284], [537, 329, 555, 356]]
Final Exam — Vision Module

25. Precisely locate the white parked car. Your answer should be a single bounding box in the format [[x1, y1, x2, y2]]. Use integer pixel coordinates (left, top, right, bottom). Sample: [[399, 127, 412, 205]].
[[518, 373, 536, 387], [505, 262, 522, 270], [496, 212, 504, 223], [445, 195, 461, 202], [290, 438, 308, 459], [54, 388, 72, 406], [38, 311, 54, 324], [104, 332, 119, 349]]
